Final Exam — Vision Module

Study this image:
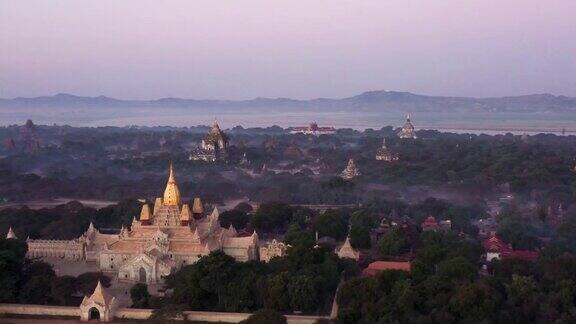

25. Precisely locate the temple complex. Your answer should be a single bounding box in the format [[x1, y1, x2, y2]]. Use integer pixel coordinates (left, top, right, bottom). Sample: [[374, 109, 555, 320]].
[[189, 120, 229, 162], [398, 114, 417, 139], [341, 158, 361, 180], [290, 122, 336, 136], [375, 138, 399, 161], [24, 163, 259, 284]]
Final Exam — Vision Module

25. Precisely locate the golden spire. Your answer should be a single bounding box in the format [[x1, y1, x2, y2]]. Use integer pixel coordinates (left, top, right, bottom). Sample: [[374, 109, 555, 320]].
[[163, 163, 181, 206]]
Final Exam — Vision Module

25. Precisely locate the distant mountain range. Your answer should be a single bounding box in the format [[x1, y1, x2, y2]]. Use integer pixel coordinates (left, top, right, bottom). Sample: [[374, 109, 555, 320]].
[[2, 91, 576, 113]]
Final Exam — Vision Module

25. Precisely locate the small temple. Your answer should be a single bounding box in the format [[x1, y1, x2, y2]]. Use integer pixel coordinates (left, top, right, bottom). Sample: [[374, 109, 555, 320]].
[[335, 236, 360, 261], [398, 114, 417, 139], [80, 281, 118, 321], [259, 239, 289, 263], [290, 122, 336, 136], [375, 138, 399, 161], [482, 234, 539, 262], [189, 119, 229, 162], [341, 158, 361, 180], [421, 215, 451, 232]]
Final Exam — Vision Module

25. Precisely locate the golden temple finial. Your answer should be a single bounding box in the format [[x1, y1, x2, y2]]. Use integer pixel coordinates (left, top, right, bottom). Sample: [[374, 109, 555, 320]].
[[163, 162, 181, 206]]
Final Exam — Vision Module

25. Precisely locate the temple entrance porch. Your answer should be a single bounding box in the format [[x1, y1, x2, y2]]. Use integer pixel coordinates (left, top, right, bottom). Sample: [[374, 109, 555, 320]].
[[89, 307, 100, 320]]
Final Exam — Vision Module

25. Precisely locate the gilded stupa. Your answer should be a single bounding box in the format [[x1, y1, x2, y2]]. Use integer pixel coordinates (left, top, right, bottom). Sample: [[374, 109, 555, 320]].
[[163, 163, 181, 206]]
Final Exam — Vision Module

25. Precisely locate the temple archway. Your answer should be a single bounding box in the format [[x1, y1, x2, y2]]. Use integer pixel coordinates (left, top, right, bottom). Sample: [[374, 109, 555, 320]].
[[89, 307, 100, 320], [138, 267, 147, 283]]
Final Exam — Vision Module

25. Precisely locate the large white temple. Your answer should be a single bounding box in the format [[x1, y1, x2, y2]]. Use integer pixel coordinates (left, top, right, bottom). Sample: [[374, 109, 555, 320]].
[[25, 164, 259, 283]]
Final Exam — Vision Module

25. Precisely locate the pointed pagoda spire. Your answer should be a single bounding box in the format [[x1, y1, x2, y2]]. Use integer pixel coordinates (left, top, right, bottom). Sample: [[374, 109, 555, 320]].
[[154, 197, 163, 214], [336, 235, 360, 260], [228, 224, 237, 236], [180, 204, 192, 226], [6, 226, 16, 239], [163, 162, 181, 206], [192, 197, 204, 217], [191, 228, 201, 242], [140, 203, 151, 225]]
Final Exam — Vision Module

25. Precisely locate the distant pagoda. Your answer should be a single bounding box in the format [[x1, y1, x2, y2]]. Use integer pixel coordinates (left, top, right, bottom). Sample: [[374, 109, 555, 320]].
[[375, 138, 399, 161], [398, 114, 417, 139], [189, 119, 229, 162], [341, 158, 361, 180]]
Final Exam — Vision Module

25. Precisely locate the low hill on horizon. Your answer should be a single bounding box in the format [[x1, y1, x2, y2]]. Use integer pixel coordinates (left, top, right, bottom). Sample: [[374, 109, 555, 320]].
[[2, 90, 576, 113]]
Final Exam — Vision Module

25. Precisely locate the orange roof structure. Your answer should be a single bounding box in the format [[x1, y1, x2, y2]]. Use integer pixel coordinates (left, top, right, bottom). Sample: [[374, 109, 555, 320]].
[[361, 261, 411, 277]]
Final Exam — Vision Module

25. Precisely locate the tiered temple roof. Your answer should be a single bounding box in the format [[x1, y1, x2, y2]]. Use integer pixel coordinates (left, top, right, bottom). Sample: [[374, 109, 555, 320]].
[[190, 120, 229, 162], [398, 114, 417, 139], [375, 138, 399, 161]]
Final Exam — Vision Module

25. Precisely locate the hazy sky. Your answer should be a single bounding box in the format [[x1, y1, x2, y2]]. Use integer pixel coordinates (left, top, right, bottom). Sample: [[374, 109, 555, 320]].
[[1, 0, 575, 100]]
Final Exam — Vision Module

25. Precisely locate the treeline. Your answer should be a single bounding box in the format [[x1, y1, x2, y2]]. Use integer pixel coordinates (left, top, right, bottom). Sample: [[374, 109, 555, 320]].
[[159, 236, 357, 315], [0, 238, 110, 306], [337, 230, 576, 323]]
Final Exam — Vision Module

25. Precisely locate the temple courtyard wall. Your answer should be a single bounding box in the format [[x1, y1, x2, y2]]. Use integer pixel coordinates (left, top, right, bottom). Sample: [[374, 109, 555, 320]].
[[0, 304, 329, 323]]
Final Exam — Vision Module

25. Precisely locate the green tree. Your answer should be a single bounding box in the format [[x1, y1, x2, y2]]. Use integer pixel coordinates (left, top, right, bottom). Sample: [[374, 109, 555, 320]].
[[240, 309, 287, 324], [313, 210, 347, 240], [349, 224, 371, 249], [288, 275, 318, 312], [0, 238, 27, 302], [379, 228, 409, 257], [50, 275, 77, 305], [219, 209, 250, 230], [130, 283, 151, 308], [266, 272, 291, 311]]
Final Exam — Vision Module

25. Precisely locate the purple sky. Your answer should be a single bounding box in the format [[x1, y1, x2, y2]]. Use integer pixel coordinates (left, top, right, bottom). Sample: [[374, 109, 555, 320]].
[[1, 0, 575, 100]]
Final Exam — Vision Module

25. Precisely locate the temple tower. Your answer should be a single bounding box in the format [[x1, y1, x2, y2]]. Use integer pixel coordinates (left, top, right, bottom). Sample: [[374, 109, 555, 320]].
[[375, 138, 399, 161], [398, 114, 417, 139], [6, 227, 16, 239], [163, 163, 181, 206], [341, 159, 361, 180]]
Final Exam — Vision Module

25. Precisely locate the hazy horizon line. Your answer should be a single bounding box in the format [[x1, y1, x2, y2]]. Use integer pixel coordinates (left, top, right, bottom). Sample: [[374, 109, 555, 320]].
[[2, 89, 572, 101]]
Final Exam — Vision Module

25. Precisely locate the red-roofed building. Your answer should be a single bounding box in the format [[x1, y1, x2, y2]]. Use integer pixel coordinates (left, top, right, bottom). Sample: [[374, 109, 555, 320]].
[[361, 261, 411, 277], [501, 250, 540, 262], [421, 216, 439, 231], [482, 234, 539, 262], [421, 216, 451, 232]]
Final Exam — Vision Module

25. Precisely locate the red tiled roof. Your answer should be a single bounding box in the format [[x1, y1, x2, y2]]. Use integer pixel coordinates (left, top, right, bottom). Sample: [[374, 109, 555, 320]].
[[421, 215, 438, 229], [501, 250, 540, 261], [482, 235, 512, 253], [361, 261, 411, 277]]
